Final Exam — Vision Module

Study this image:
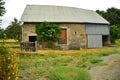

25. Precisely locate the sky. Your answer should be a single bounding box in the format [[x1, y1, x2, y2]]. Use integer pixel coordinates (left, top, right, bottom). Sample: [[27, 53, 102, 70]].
[[0, 0, 120, 29]]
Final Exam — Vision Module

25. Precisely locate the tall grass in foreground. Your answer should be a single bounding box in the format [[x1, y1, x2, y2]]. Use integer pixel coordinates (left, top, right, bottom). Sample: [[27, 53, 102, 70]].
[[18, 47, 120, 80], [48, 66, 91, 80], [0, 44, 18, 80]]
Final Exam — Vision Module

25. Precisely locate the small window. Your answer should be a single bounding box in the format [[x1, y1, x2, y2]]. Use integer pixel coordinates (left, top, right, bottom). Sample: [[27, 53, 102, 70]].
[[74, 32, 77, 35], [29, 36, 37, 42]]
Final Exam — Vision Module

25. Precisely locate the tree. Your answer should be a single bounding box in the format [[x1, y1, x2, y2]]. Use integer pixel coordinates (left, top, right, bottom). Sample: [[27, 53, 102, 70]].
[[0, 0, 5, 16], [96, 7, 120, 25], [0, 0, 5, 24], [5, 18, 22, 41], [0, 27, 4, 39], [96, 7, 120, 43], [110, 25, 120, 43]]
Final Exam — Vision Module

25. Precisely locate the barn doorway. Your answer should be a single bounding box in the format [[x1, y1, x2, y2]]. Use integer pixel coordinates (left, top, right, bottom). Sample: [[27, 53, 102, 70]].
[[29, 36, 37, 42], [102, 35, 109, 46], [59, 29, 67, 44]]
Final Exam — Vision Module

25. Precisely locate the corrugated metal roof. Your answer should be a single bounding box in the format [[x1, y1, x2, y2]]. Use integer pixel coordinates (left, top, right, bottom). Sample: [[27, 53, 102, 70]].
[[20, 5, 109, 24]]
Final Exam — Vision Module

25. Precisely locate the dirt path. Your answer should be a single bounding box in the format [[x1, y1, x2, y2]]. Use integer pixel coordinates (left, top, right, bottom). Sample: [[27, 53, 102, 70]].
[[89, 54, 120, 80]]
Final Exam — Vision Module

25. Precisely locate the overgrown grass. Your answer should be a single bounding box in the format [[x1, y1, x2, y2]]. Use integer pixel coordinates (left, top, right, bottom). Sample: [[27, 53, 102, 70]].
[[18, 47, 120, 80], [48, 66, 91, 80]]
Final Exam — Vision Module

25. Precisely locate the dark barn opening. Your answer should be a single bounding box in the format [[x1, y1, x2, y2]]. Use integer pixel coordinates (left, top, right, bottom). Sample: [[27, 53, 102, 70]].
[[102, 35, 109, 46], [29, 36, 36, 42]]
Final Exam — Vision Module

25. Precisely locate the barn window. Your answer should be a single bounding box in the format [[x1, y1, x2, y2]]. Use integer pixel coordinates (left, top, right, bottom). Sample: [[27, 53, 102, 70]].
[[29, 36, 37, 42], [59, 29, 67, 44]]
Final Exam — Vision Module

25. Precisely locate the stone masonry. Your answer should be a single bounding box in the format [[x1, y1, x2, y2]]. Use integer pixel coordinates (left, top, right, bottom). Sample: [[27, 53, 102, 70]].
[[22, 23, 87, 49]]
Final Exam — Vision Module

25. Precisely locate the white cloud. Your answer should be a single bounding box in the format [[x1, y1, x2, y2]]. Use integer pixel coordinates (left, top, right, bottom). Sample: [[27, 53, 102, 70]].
[[1, 0, 26, 28], [5, 0, 26, 19], [1, 17, 12, 29]]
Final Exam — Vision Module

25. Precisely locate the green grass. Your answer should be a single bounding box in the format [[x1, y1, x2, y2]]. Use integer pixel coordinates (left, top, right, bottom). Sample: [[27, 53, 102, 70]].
[[48, 66, 91, 80], [18, 47, 120, 80]]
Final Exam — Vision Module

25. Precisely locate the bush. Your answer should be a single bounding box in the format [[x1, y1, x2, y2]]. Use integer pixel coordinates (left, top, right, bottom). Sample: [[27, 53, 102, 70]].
[[48, 66, 91, 80], [36, 22, 60, 49], [36, 21, 60, 42], [0, 44, 18, 80], [115, 39, 120, 46]]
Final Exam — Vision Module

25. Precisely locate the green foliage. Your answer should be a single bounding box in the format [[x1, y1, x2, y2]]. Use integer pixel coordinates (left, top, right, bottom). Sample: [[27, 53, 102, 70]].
[[115, 39, 120, 46], [5, 18, 22, 42], [52, 56, 73, 66], [96, 7, 120, 25], [0, 0, 5, 16], [35, 21, 60, 42], [90, 58, 102, 64], [106, 7, 120, 25], [0, 27, 4, 39], [96, 7, 120, 43], [48, 66, 91, 80], [110, 25, 120, 43]]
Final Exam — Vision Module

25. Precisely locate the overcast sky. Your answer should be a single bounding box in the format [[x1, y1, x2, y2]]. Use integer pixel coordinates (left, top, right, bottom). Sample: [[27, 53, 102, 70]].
[[1, 0, 120, 28]]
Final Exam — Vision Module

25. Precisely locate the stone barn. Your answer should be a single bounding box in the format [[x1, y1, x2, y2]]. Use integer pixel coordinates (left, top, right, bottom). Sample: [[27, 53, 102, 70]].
[[20, 5, 110, 49]]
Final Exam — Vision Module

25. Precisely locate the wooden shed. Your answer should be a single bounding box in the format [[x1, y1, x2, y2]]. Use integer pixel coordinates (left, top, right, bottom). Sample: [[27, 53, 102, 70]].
[[20, 5, 110, 49]]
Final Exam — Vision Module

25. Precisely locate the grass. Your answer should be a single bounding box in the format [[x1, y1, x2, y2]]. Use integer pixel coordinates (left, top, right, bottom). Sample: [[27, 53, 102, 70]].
[[18, 47, 120, 80], [0, 39, 20, 48], [48, 66, 91, 80], [0, 39, 18, 42], [0, 42, 20, 48]]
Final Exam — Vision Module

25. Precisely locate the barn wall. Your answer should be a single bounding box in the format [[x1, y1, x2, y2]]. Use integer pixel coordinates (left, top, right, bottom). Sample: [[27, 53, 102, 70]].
[[85, 24, 110, 48], [60, 23, 87, 49], [22, 23, 87, 49], [22, 23, 36, 42], [86, 24, 109, 35]]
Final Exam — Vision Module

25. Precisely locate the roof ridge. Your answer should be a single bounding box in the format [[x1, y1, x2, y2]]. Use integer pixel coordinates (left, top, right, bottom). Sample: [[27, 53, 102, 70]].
[[26, 4, 94, 11]]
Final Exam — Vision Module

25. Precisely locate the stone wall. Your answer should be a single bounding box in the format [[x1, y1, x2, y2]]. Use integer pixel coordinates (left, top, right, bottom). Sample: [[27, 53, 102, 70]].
[[22, 23, 87, 49], [60, 23, 87, 49], [22, 23, 36, 42]]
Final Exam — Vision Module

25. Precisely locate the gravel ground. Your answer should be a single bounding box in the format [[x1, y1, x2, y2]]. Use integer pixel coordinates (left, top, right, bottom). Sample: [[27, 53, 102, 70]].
[[89, 54, 120, 80]]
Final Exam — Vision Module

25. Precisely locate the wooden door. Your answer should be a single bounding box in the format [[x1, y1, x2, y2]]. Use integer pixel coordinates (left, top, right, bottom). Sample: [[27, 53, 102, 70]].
[[59, 29, 67, 44]]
